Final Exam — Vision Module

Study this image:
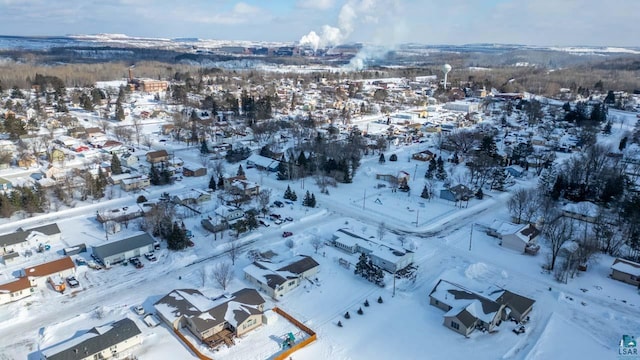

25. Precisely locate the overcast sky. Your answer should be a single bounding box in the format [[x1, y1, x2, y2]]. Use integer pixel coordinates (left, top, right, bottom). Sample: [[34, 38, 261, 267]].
[[0, 0, 637, 47]]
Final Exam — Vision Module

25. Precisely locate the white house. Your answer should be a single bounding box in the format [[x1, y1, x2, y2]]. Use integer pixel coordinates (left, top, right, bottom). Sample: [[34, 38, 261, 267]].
[[0, 277, 33, 305], [332, 228, 414, 273], [243, 255, 320, 299], [487, 220, 540, 254], [215, 205, 245, 223]]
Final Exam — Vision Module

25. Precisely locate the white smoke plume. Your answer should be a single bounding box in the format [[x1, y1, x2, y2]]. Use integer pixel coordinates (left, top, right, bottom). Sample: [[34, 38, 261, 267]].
[[299, 0, 389, 51], [298, 0, 405, 70]]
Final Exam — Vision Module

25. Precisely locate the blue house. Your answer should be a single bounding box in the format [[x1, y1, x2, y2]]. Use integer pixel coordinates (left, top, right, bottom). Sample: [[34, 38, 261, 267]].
[[440, 184, 474, 202], [505, 166, 525, 178]]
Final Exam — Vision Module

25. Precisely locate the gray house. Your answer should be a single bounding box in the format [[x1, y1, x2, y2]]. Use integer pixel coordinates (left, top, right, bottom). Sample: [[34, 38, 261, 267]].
[[243, 255, 320, 299], [92, 233, 155, 267], [42, 318, 142, 360]]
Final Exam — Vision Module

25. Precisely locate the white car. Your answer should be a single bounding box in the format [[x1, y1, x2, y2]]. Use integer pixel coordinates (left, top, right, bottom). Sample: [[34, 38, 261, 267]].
[[134, 306, 145, 315]]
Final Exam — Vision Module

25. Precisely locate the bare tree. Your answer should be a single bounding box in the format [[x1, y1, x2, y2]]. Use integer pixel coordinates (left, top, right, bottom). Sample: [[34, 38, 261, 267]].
[[257, 189, 271, 217], [212, 262, 233, 290], [311, 236, 324, 254], [507, 188, 531, 224], [397, 234, 407, 247], [211, 160, 226, 181], [113, 126, 132, 143], [377, 222, 386, 241], [226, 238, 240, 265], [131, 117, 143, 146], [542, 217, 573, 271]]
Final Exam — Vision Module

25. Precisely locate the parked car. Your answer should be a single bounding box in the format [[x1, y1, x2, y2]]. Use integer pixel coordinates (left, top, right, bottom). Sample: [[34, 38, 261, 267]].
[[274, 219, 283, 225], [66, 276, 79, 288], [259, 220, 270, 227], [187, 240, 195, 247], [285, 216, 293, 222], [282, 231, 293, 238], [273, 201, 284, 208], [144, 252, 157, 262], [87, 260, 102, 270], [134, 305, 145, 315], [270, 213, 281, 219], [75, 258, 87, 266]]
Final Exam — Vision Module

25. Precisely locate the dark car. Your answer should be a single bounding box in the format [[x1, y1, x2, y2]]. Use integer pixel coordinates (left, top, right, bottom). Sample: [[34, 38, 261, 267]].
[[259, 220, 270, 227], [282, 231, 293, 238], [273, 201, 284, 208], [66, 276, 80, 288]]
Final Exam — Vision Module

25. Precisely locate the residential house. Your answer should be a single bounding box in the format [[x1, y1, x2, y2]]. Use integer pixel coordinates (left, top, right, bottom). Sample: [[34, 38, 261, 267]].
[[18, 154, 38, 169], [411, 150, 435, 162], [245, 153, 280, 172], [0, 277, 33, 305], [120, 153, 138, 167], [505, 165, 526, 179], [561, 201, 599, 223], [332, 229, 414, 273], [171, 189, 211, 205], [85, 127, 106, 141], [227, 178, 260, 197], [487, 220, 540, 254], [201, 218, 228, 233], [92, 233, 155, 267], [120, 175, 150, 191], [154, 288, 265, 342], [0, 223, 61, 256], [429, 279, 505, 336], [611, 258, 640, 287], [214, 205, 245, 223], [440, 184, 474, 202], [429, 280, 535, 336], [146, 150, 169, 164], [23, 256, 75, 288], [244, 255, 320, 298], [183, 165, 207, 177], [41, 318, 142, 360]]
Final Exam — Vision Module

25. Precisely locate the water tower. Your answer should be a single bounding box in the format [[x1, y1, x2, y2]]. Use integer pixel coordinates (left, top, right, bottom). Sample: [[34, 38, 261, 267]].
[[442, 63, 452, 90]]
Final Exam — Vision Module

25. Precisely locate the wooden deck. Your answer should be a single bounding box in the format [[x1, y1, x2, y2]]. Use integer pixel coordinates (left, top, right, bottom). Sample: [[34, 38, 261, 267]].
[[204, 328, 235, 349]]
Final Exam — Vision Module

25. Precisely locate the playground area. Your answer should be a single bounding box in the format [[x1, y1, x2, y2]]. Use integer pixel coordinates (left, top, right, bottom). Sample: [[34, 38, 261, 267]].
[[211, 307, 316, 360]]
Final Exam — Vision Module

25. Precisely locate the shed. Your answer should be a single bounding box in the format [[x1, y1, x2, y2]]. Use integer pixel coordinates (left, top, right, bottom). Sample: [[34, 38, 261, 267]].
[[92, 233, 155, 267]]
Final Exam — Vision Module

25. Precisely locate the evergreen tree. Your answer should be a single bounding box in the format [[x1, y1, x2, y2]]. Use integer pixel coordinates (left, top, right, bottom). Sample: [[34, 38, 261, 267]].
[[218, 175, 224, 189], [200, 140, 209, 154], [309, 193, 316, 208], [604, 90, 616, 104], [619, 136, 628, 152], [550, 174, 565, 200], [389, 154, 398, 161], [425, 157, 436, 179], [379, 153, 386, 163], [237, 164, 245, 177], [284, 185, 292, 200], [160, 164, 172, 185], [603, 121, 612, 135], [208, 175, 217, 191], [475, 188, 484, 199], [277, 160, 289, 180], [357, 307, 363, 315], [111, 153, 123, 175], [378, 296, 383, 304], [354, 253, 369, 277], [436, 157, 447, 181], [297, 151, 308, 170], [303, 191, 311, 207], [149, 164, 161, 185], [167, 221, 188, 250], [490, 168, 507, 191], [420, 185, 430, 199], [562, 102, 571, 112]]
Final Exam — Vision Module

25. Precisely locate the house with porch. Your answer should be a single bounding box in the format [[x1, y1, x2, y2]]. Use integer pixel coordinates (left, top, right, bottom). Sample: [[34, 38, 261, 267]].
[[332, 228, 414, 273], [440, 184, 474, 202], [154, 288, 265, 346], [146, 150, 169, 164]]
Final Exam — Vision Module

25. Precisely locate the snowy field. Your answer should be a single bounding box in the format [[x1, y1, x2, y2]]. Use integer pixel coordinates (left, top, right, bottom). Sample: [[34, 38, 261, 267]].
[[0, 101, 639, 360]]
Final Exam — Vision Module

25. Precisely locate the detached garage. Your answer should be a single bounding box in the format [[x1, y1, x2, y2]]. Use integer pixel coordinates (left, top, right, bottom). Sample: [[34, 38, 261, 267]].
[[92, 233, 155, 267]]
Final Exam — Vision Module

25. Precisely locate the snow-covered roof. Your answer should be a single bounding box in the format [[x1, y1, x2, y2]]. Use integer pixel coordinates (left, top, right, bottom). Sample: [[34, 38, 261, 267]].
[[562, 201, 599, 217], [430, 280, 501, 325], [612, 258, 640, 277]]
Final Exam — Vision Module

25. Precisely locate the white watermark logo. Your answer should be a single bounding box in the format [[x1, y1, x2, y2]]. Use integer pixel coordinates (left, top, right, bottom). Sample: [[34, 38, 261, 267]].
[[619, 335, 639, 358]]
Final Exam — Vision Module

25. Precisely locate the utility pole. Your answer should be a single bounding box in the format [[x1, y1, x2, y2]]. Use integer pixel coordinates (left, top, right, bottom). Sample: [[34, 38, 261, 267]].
[[393, 270, 397, 297], [413, 163, 418, 181], [415, 210, 419, 228], [468, 223, 474, 251], [362, 189, 366, 210]]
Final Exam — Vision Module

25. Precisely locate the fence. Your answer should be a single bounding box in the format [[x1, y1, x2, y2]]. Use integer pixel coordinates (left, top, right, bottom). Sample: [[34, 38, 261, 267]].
[[173, 326, 213, 360], [272, 307, 317, 360]]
